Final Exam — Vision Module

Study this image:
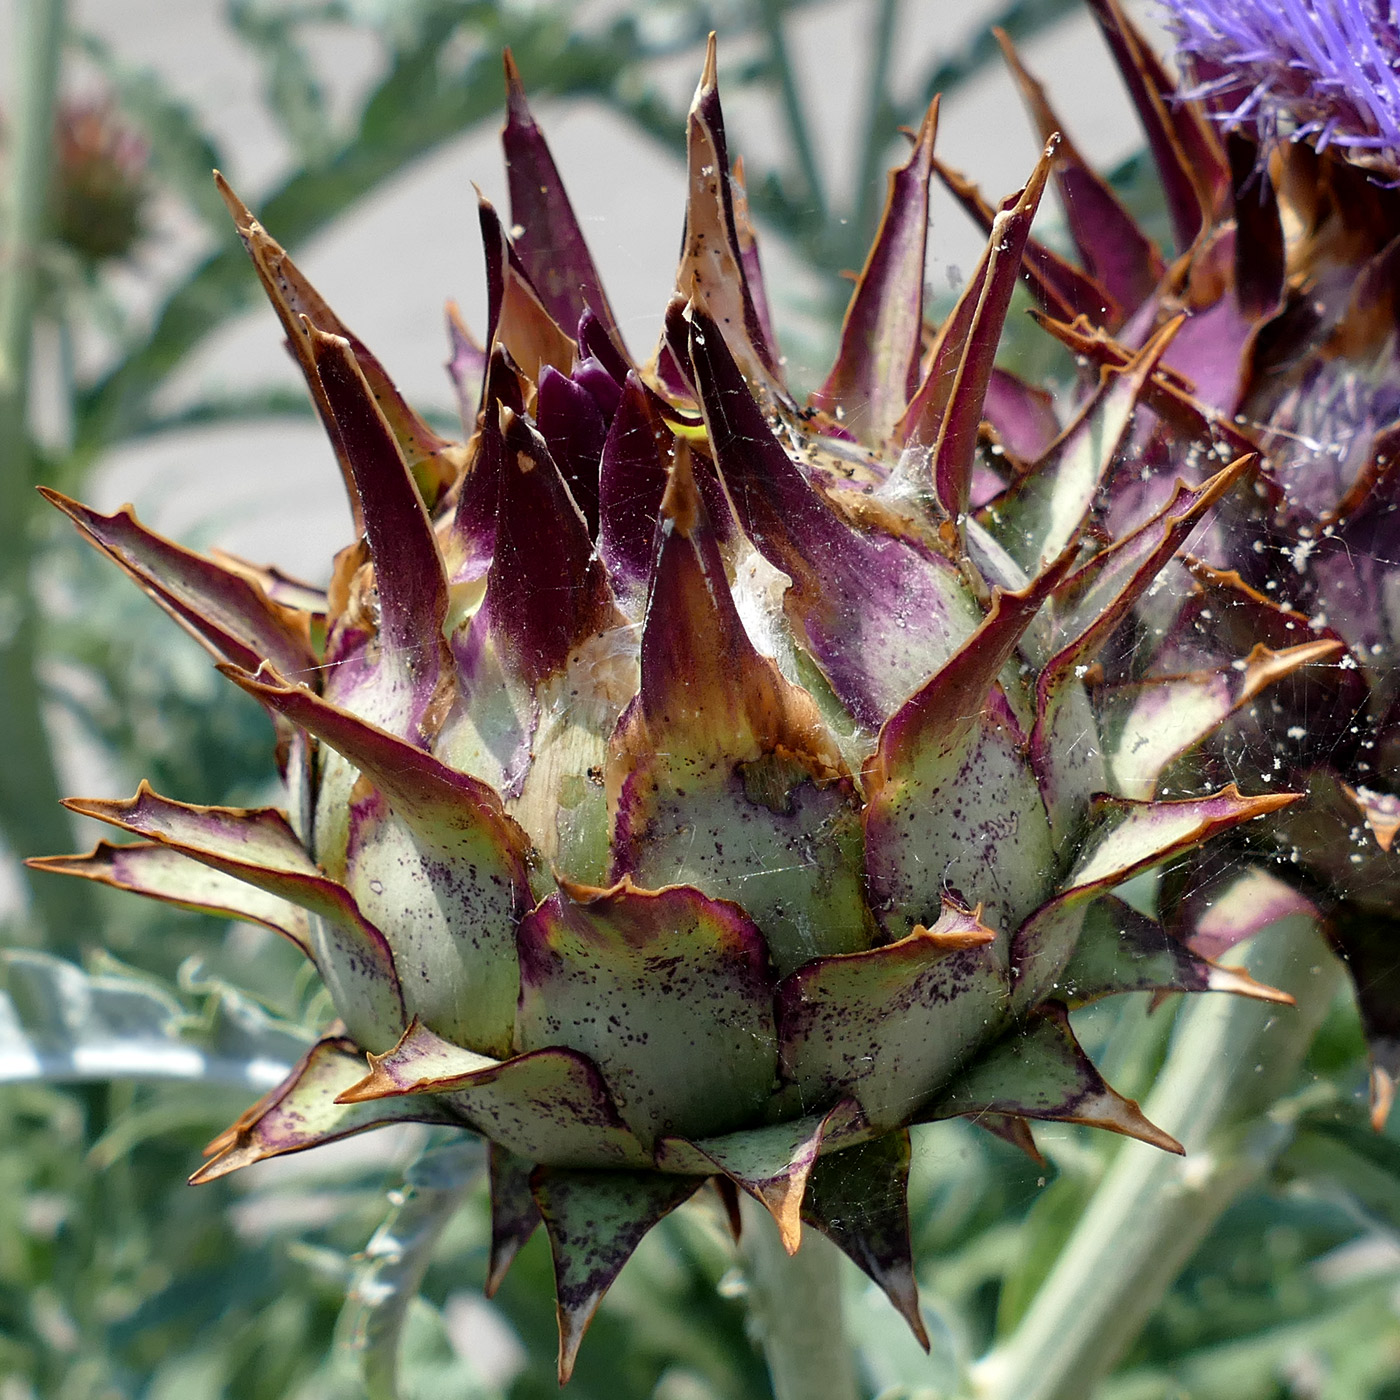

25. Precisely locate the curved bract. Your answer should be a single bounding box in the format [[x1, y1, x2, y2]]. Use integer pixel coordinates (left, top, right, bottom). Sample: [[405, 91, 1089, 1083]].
[[34, 31, 1301, 1383]]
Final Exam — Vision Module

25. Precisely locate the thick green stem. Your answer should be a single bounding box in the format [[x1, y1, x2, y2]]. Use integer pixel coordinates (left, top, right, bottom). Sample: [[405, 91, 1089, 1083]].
[[740, 1194, 859, 1400], [0, 0, 92, 947], [975, 916, 1343, 1400]]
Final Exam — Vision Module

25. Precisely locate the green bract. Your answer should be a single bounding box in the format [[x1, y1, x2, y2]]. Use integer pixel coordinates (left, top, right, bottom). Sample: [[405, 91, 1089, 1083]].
[[36, 34, 1301, 1381]]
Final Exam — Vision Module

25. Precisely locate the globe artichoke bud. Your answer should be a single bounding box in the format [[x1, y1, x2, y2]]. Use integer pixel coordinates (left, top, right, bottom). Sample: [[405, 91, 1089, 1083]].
[[33, 36, 1300, 1379], [965, 1, 1399, 1121]]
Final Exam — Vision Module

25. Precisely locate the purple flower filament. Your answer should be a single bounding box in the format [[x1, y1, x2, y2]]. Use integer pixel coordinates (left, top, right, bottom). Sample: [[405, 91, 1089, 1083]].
[[1158, 0, 1400, 165]]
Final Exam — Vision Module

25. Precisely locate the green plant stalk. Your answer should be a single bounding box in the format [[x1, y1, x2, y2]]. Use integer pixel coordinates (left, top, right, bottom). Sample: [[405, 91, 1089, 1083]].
[[739, 1193, 859, 1400], [851, 0, 899, 251], [755, 0, 827, 223], [338, 1140, 482, 1400], [974, 915, 1343, 1400], [916, 0, 1080, 111], [0, 0, 93, 947]]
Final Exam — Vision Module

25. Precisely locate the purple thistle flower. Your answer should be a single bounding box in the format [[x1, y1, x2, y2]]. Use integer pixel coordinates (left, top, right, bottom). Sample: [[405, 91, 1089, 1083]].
[[1158, 0, 1400, 169]]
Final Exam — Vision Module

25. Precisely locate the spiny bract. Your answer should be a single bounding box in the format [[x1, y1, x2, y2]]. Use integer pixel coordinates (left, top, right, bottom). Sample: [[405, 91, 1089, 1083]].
[[963, 0, 1399, 1124], [35, 31, 1300, 1381]]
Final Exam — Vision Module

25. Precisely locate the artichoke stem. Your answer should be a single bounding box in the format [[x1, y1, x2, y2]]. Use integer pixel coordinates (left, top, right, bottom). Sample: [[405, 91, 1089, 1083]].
[[739, 1193, 859, 1400], [975, 915, 1343, 1400]]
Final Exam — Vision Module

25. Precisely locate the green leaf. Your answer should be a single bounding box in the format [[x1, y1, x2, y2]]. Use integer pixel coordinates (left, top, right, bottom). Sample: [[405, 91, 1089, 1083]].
[[339, 1137, 485, 1400], [226, 667, 534, 1058], [29, 839, 312, 954], [802, 1130, 929, 1349], [1066, 787, 1298, 897], [229, 0, 336, 168], [486, 1143, 540, 1297], [65, 784, 406, 1051], [39, 490, 318, 682], [0, 949, 309, 1089], [339, 1020, 652, 1170], [864, 693, 1056, 947], [657, 1098, 865, 1253]]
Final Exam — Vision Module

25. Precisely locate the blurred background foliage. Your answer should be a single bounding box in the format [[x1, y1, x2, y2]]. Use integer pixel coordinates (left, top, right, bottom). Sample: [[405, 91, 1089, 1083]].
[[0, 0, 1397, 1396]]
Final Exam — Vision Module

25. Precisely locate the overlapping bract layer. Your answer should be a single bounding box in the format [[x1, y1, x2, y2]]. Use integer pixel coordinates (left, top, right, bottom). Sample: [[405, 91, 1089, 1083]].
[[964, 1, 1398, 1119], [35, 31, 1298, 1380]]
